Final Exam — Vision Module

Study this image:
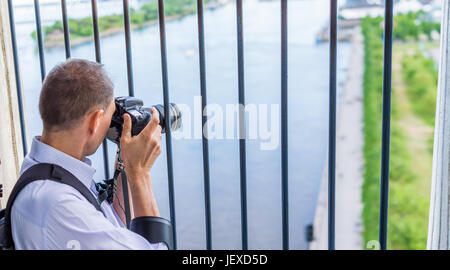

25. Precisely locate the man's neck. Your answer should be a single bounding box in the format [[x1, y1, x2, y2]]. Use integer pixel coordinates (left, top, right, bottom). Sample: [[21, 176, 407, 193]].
[[41, 130, 86, 161]]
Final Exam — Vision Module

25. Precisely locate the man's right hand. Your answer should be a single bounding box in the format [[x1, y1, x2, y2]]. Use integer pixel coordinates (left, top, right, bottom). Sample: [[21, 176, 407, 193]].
[[120, 108, 162, 181], [118, 108, 162, 218]]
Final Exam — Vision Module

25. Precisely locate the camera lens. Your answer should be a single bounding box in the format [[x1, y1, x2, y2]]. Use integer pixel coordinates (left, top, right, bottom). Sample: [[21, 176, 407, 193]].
[[151, 103, 182, 133]]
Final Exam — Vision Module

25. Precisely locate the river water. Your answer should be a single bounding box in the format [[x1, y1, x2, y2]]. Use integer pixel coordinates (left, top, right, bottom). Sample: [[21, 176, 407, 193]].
[[13, 0, 352, 249]]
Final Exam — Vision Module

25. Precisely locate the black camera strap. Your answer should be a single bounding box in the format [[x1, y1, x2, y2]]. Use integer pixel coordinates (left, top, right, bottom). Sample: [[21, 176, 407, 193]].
[[95, 148, 134, 229], [114, 148, 132, 229], [1, 163, 104, 249]]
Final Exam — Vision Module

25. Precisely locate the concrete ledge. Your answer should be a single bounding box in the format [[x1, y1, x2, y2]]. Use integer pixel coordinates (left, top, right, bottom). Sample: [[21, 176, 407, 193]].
[[427, 0, 450, 250], [0, 1, 25, 208]]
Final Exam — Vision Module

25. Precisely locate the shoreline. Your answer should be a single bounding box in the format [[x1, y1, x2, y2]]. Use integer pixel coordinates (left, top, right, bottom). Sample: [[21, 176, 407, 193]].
[[44, 14, 182, 48], [41, 1, 230, 49], [309, 26, 365, 250]]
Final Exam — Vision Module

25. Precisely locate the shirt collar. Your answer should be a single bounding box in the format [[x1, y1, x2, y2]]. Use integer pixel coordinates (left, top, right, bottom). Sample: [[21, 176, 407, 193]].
[[28, 136, 96, 190]]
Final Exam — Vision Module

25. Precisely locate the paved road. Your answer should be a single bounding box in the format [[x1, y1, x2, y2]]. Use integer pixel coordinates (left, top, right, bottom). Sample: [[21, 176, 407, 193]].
[[309, 27, 364, 250]]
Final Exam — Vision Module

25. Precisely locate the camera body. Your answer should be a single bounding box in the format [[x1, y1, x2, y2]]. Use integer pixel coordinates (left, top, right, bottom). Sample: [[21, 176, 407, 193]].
[[107, 96, 181, 144]]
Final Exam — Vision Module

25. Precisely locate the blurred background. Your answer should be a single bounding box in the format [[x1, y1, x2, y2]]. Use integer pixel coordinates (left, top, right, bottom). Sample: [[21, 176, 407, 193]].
[[9, 0, 442, 250]]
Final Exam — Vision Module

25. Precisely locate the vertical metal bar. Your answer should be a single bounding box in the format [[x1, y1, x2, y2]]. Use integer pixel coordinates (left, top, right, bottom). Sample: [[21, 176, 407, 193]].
[[123, 0, 135, 96], [7, 0, 28, 156], [91, 0, 110, 180], [120, 170, 131, 228], [61, 0, 71, 59], [196, 0, 212, 250], [236, 0, 248, 250], [328, 0, 337, 251], [157, 0, 177, 250], [91, 0, 101, 64], [379, 0, 394, 251], [281, 0, 289, 250], [33, 0, 46, 82], [121, 0, 134, 229]]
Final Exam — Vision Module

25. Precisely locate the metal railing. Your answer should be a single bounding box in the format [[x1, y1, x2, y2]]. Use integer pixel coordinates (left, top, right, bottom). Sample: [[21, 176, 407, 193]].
[[6, 0, 394, 250]]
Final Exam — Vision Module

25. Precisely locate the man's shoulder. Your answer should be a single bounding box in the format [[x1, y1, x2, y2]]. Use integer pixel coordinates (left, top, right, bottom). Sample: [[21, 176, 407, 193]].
[[12, 178, 88, 225], [14, 156, 96, 218], [18, 158, 90, 203], [11, 173, 99, 250]]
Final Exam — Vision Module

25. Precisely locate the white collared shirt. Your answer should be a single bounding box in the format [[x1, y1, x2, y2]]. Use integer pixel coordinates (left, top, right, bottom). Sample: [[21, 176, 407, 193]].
[[11, 136, 167, 250]]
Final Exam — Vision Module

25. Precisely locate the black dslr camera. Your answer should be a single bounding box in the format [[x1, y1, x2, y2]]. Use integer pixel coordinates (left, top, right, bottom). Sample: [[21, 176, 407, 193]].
[[107, 96, 182, 144]]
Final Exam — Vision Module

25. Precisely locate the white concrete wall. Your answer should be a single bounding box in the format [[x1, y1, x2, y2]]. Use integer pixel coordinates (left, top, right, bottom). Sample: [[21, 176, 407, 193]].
[[427, 0, 450, 250], [0, 1, 26, 208]]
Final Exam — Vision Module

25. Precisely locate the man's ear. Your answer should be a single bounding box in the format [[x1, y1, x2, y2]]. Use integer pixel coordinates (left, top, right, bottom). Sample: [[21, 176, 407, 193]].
[[88, 109, 104, 135]]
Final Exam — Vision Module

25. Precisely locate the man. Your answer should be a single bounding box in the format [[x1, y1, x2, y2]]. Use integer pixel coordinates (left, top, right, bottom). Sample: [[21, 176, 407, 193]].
[[11, 59, 167, 249]]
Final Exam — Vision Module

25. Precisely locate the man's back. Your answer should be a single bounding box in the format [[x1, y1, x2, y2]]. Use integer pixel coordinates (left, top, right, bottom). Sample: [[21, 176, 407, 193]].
[[11, 136, 165, 250], [12, 177, 95, 249]]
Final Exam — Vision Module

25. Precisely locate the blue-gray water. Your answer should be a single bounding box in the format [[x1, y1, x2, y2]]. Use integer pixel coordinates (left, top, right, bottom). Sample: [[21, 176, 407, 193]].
[[14, 0, 351, 249]]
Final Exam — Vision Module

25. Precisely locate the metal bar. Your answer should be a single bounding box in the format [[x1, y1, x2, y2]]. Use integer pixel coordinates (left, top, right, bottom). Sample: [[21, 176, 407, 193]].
[[328, 0, 337, 251], [157, 0, 177, 250], [7, 0, 28, 156], [91, 0, 110, 180], [61, 0, 71, 59], [123, 0, 135, 96], [236, 0, 248, 250], [119, 0, 135, 231], [91, 0, 101, 63], [196, 0, 212, 250], [379, 0, 394, 251], [281, 0, 289, 250], [33, 0, 46, 82]]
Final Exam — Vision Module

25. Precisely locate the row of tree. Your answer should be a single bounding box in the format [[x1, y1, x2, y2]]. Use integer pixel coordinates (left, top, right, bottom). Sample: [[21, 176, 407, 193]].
[[361, 12, 438, 249], [32, 0, 214, 42]]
